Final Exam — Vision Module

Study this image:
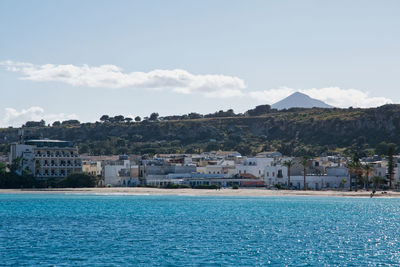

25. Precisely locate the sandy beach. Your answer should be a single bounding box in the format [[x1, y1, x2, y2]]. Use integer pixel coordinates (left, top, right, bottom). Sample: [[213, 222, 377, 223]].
[[0, 187, 399, 198]]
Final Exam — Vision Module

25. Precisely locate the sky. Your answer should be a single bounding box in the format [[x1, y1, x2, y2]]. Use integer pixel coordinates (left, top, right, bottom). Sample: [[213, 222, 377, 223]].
[[1, 0, 399, 127]]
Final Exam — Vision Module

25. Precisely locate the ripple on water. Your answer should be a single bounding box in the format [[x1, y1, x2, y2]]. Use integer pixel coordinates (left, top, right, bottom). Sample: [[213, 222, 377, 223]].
[[1, 195, 400, 266]]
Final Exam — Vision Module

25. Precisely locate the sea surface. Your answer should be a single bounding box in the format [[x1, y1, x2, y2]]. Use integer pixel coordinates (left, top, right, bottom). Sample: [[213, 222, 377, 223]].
[[1, 194, 400, 266]]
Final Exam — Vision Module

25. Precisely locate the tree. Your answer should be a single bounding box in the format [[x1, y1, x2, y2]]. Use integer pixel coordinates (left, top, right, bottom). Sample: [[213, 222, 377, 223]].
[[9, 157, 22, 174], [340, 178, 347, 190], [52, 121, 61, 127], [376, 142, 397, 156], [23, 120, 46, 128], [100, 115, 109, 122], [246, 105, 272, 116], [387, 145, 395, 189], [348, 160, 361, 192], [62, 120, 80, 125], [79, 144, 89, 154], [58, 173, 97, 188], [283, 160, 293, 189], [188, 112, 203, 119], [113, 115, 125, 123], [0, 163, 6, 176], [348, 155, 362, 191], [124, 117, 133, 123], [372, 176, 384, 190], [363, 164, 373, 190], [135, 116, 141, 122], [149, 112, 159, 121], [300, 157, 309, 190], [225, 109, 235, 117]]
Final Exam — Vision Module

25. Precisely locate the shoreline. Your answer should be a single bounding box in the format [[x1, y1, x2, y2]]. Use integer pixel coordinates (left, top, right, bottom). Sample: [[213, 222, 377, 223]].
[[0, 187, 399, 198]]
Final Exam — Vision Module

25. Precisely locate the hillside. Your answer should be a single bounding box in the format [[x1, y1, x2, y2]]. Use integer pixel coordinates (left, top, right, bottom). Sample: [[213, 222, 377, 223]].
[[1, 105, 400, 157]]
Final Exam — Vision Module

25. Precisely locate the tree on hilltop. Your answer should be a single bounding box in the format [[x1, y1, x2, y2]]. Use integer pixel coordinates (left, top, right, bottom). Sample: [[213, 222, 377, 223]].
[[113, 115, 125, 123], [149, 113, 159, 121], [100, 115, 110, 122]]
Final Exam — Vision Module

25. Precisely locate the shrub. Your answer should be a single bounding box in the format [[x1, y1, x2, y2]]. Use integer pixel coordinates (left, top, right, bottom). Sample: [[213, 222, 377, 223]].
[[57, 173, 97, 188], [232, 184, 239, 189], [193, 184, 219, 189], [162, 183, 190, 189], [274, 184, 284, 190]]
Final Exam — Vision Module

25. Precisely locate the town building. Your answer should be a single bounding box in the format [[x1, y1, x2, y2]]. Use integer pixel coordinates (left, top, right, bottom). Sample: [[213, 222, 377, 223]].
[[82, 161, 102, 176], [9, 139, 81, 179]]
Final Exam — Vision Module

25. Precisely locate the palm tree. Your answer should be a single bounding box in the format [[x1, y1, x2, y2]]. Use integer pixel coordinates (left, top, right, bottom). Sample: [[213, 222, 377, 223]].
[[348, 160, 361, 191], [301, 157, 309, 190], [363, 164, 373, 190], [283, 160, 293, 190], [347, 162, 353, 191], [372, 175, 383, 191]]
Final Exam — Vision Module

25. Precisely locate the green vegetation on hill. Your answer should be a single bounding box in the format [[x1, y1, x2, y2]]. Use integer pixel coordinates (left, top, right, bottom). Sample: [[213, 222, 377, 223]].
[[1, 105, 400, 157]]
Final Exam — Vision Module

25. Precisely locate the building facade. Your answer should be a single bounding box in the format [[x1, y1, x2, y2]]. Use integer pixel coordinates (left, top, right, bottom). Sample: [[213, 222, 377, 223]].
[[9, 139, 81, 179]]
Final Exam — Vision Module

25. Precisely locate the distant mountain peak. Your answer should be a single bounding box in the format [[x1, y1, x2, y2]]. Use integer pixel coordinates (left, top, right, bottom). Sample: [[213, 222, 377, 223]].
[[272, 92, 334, 110], [291, 91, 307, 96]]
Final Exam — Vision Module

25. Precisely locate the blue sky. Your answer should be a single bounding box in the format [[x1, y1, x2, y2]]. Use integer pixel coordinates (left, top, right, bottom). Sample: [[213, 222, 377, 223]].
[[1, 0, 399, 126]]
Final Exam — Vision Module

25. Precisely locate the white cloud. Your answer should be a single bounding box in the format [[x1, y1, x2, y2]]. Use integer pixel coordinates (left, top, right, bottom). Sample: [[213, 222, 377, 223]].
[[249, 87, 393, 108], [1, 60, 394, 107], [1, 106, 78, 127], [0, 60, 246, 98], [299, 87, 393, 108]]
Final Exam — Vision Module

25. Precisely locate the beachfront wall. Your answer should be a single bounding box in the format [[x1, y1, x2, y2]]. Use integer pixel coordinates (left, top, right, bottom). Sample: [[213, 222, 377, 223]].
[[266, 175, 349, 190]]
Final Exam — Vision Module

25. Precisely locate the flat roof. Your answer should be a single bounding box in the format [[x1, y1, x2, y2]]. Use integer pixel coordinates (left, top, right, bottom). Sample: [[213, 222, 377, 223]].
[[26, 139, 70, 143], [25, 139, 74, 148]]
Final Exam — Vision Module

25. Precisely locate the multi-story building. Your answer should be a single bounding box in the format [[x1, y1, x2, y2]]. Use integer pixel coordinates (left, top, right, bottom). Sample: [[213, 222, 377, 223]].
[[9, 139, 81, 179]]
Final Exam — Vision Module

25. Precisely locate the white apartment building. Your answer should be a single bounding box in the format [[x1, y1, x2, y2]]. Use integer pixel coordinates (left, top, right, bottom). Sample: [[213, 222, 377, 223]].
[[236, 157, 275, 178], [103, 160, 139, 186], [264, 164, 288, 185]]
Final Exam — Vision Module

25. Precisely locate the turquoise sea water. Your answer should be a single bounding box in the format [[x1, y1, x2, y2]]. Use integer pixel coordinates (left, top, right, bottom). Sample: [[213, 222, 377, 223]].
[[1, 194, 400, 266]]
